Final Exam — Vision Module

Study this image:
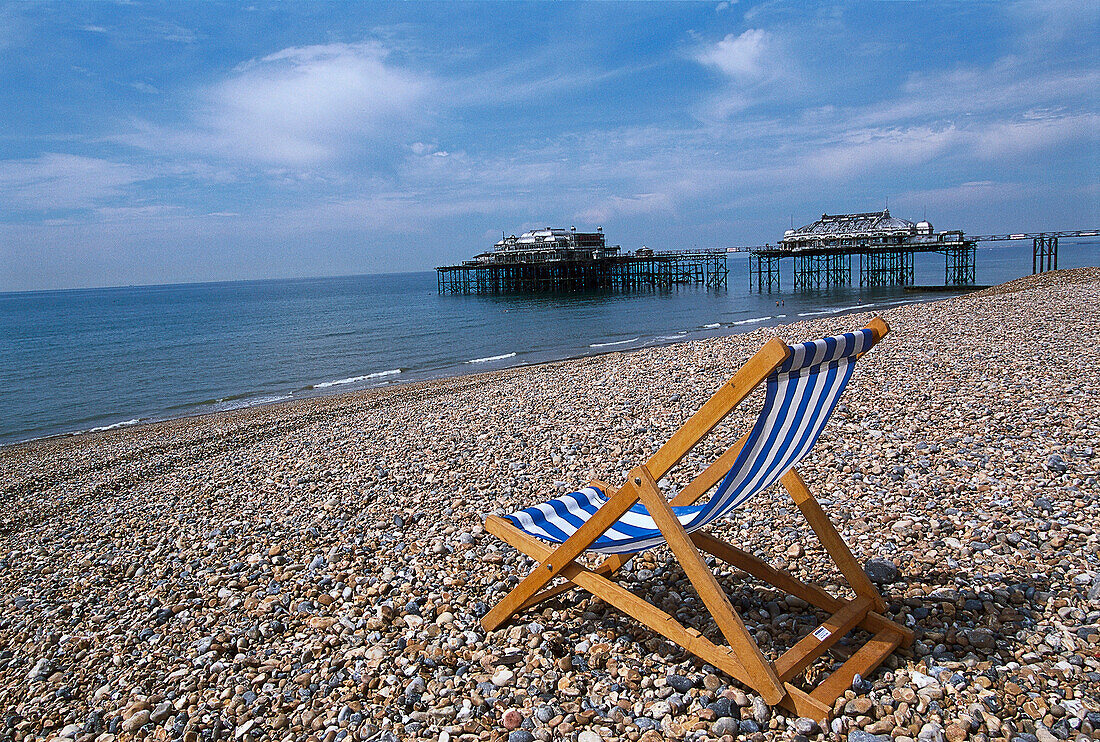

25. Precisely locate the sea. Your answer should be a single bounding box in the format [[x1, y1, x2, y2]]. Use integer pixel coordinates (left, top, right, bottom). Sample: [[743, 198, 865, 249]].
[[2, 243, 1096, 447]]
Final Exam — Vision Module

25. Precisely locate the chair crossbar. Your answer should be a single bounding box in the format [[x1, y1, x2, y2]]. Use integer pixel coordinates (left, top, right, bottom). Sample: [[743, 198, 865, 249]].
[[691, 530, 912, 644], [811, 628, 906, 707], [775, 596, 872, 682]]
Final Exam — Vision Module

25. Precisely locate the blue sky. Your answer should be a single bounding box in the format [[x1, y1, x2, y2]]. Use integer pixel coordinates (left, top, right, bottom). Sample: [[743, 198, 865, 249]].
[[0, 1, 1097, 291]]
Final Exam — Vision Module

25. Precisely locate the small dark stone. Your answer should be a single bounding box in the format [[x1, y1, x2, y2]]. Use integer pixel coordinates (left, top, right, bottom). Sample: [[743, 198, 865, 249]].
[[864, 559, 901, 584], [708, 697, 734, 718], [666, 674, 695, 693], [83, 711, 104, 735]]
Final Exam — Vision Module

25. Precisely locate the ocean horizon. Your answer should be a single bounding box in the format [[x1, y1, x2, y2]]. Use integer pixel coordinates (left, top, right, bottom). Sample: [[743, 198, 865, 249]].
[[2, 243, 1097, 447]]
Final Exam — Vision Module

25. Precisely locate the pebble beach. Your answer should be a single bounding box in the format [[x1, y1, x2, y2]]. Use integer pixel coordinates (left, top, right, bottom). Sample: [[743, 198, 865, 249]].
[[1, 268, 1098, 742]]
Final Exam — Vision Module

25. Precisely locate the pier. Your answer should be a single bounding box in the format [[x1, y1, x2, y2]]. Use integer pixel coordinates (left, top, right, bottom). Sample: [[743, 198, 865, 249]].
[[437, 226, 727, 293], [745, 213, 1100, 293], [748, 210, 976, 292]]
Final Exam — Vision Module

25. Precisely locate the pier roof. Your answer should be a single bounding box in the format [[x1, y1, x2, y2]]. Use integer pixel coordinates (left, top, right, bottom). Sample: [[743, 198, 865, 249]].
[[786, 209, 916, 240]]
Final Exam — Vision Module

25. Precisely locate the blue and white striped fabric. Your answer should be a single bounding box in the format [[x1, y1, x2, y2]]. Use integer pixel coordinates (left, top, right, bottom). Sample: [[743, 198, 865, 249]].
[[504, 328, 875, 554]]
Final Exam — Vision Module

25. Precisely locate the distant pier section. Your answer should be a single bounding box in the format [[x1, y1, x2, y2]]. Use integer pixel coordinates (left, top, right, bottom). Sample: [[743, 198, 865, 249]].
[[747, 211, 1099, 292], [749, 210, 975, 291], [437, 226, 728, 293]]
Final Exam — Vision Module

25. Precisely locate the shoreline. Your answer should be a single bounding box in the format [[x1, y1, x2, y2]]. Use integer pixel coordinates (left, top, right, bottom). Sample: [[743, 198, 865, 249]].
[[2, 285, 975, 452], [1, 268, 1098, 742]]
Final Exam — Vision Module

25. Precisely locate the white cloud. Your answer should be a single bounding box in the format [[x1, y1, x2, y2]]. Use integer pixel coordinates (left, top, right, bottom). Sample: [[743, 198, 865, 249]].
[[696, 29, 771, 80], [0, 153, 149, 210], [692, 27, 801, 118], [206, 42, 430, 166], [130, 41, 433, 168]]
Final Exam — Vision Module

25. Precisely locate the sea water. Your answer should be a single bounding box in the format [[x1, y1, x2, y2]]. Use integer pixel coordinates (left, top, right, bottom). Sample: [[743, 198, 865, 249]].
[[1, 243, 1096, 446]]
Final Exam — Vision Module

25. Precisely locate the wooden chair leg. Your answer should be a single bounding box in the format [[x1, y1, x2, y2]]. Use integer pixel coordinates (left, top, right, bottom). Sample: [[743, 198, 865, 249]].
[[633, 466, 785, 705], [782, 468, 887, 613]]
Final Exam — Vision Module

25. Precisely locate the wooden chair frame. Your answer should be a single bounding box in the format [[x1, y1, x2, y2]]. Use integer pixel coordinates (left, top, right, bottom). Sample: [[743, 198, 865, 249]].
[[481, 319, 913, 722]]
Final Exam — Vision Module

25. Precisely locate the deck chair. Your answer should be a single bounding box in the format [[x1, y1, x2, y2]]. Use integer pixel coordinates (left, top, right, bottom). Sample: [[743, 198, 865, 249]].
[[481, 318, 913, 722]]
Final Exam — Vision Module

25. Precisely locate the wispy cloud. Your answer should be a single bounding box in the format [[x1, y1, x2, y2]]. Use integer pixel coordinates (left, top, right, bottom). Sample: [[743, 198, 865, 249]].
[[129, 41, 433, 167], [576, 192, 675, 225], [969, 112, 1100, 159], [897, 180, 1030, 210], [0, 154, 151, 212], [692, 26, 802, 118], [1006, 0, 1100, 46]]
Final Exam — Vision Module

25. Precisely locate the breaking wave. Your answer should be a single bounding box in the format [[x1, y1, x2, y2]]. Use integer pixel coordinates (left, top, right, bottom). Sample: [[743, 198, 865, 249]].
[[466, 352, 517, 364], [589, 338, 639, 348], [313, 369, 402, 388]]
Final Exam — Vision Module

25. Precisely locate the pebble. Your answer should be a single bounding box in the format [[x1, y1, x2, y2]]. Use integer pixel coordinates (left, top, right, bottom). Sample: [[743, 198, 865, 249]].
[[502, 708, 523, 729], [752, 695, 771, 724], [120, 711, 149, 734], [793, 717, 819, 735], [864, 557, 902, 584], [666, 674, 695, 693], [711, 717, 739, 736], [2, 269, 1099, 741], [850, 732, 892, 742]]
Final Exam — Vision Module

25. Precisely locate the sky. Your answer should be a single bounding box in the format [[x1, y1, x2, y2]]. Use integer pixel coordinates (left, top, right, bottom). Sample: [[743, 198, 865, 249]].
[[0, 1, 1097, 292]]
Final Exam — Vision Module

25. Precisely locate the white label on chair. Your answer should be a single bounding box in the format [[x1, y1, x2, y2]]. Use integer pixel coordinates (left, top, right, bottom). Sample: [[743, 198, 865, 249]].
[[812, 626, 832, 641]]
